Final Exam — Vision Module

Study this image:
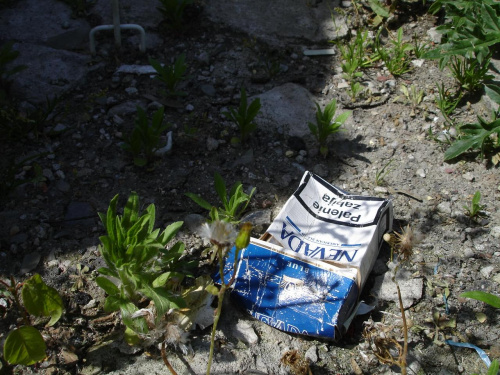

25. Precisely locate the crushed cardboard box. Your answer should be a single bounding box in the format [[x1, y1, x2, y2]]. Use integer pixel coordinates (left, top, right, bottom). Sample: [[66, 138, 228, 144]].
[[218, 171, 393, 339]]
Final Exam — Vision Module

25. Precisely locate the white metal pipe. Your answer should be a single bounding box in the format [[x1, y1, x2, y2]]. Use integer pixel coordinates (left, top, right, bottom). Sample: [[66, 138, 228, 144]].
[[89, 0, 146, 55]]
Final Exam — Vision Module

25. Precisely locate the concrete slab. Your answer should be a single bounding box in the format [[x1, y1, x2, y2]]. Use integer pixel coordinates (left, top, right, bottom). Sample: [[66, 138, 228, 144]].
[[204, 0, 348, 45], [10, 43, 89, 104], [0, 0, 90, 50]]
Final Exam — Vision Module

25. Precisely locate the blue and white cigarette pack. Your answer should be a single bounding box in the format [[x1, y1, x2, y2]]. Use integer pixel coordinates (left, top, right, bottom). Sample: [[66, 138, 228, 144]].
[[221, 171, 393, 339]]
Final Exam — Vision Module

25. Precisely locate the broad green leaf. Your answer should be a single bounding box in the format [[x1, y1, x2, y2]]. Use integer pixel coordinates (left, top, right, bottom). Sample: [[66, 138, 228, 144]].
[[488, 360, 499, 375], [158, 220, 183, 245], [4, 327, 46, 365], [152, 272, 172, 288], [22, 274, 63, 327], [485, 84, 500, 105], [472, 191, 481, 206], [124, 327, 142, 346], [460, 291, 500, 308], [246, 98, 261, 122], [95, 276, 119, 296], [444, 136, 481, 160], [103, 295, 124, 312], [214, 172, 227, 206], [185, 192, 213, 211], [206, 284, 219, 295], [367, 0, 389, 18], [119, 301, 149, 334], [139, 283, 185, 320], [122, 192, 139, 230], [335, 111, 352, 126]]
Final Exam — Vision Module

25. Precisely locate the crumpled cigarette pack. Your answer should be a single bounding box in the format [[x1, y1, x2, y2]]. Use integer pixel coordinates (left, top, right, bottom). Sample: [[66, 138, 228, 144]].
[[218, 171, 393, 339]]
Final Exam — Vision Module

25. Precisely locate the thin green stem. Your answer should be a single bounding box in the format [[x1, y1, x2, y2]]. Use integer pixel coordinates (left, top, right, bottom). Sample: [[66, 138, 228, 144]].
[[206, 246, 225, 375]]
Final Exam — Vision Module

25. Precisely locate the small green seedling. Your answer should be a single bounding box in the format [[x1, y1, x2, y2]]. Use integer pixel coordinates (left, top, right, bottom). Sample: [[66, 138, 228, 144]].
[[308, 99, 351, 158], [435, 83, 462, 127], [150, 54, 188, 97], [375, 159, 394, 186], [463, 191, 486, 219], [1, 274, 64, 366], [448, 55, 493, 94], [97, 192, 193, 337], [376, 27, 413, 76], [186, 172, 256, 223], [121, 106, 171, 167], [156, 0, 194, 29], [223, 87, 261, 144]]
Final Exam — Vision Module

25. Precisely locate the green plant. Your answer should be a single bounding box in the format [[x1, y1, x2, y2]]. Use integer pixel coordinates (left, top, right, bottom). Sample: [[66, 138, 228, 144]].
[[435, 83, 462, 127], [96, 192, 194, 338], [0, 42, 26, 103], [186, 172, 256, 224], [463, 191, 486, 219], [448, 55, 494, 93], [308, 99, 351, 158], [222, 87, 261, 144], [425, 0, 500, 65], [398, 84, 424, 111], [150, 55, 188, 97], [412, 34, 429, 58], [348, 80, 364, 102], [121, 106, 171, 166], [375, 159, 394, 186], [460, 290, 500, 308], [336, 29, 378, 81], [243, 38, 282, 79], [376, 27, 413, 76], [156, 0, 194, 29], [1, 274, 64, 366], [201, 221, 252, 375], [444, 84, 500, 161]]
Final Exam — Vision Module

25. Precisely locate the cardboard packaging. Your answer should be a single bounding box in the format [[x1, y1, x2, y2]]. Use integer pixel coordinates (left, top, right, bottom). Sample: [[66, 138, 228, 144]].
[[219, 171, 393, 339]]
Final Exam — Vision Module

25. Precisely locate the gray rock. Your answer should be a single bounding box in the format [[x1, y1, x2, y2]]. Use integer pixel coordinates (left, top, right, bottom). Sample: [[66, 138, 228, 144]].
[[184, 214, 206, 234], [372, 266, 423, 309], [305, 345, 318, 363], [125, 87, 138, 95], [201, 84, 217, 97], [9, 43, 88, 104], [231, 149, 254, 168], [0, 0, 89, 47], [206, 137, 219, 151], [55, 180, 70, 193], [437, 201, 452, 215], [204, 0, 348, 45], [240, 210, 272, 227], [108, 100, 146, 117], [490, 226, 500, 239], [480, 265, 495, 279], [20, 252, 41, 274], [253, 83, 316, 142], [312, 165, 328, 178], [64, 202, 95, 227], [427, 27, 442, 44], [115, 65, 158, 75], [233, 320, 258, 345], [462, 172, 474, 182]]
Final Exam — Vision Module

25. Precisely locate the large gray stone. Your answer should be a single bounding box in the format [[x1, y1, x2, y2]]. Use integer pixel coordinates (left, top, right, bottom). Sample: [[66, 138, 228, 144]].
[[253, 83, 316, 140], [204, 0, 348, 45], [9, 43, 88, 104], [0, 0, 90, 49]]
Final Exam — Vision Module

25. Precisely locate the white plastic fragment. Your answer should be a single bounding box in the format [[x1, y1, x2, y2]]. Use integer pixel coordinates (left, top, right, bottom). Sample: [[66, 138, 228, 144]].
[[303, 49, 336, 56]]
